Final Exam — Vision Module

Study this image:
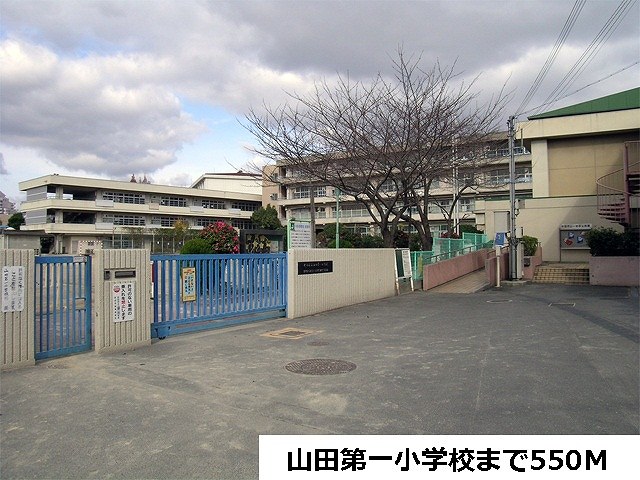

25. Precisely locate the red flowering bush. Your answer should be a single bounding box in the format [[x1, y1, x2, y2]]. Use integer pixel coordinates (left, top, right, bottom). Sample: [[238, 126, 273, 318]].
[[200, 221, 240, 254]]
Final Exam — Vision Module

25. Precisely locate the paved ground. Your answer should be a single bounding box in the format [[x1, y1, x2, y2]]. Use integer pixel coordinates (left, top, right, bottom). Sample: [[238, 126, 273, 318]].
[[1, 283, 638, 479]]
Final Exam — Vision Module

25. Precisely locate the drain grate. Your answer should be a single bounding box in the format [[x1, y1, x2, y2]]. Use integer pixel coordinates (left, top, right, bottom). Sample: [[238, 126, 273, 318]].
[[262, 327, 320, 340], [486, 299, 512, 303], [549, 302, 576, 307], [285, 359, 356, 375]]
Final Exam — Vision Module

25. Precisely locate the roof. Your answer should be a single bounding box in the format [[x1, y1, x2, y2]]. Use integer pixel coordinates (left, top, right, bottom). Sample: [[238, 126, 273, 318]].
[[528, 87, 640, 120]]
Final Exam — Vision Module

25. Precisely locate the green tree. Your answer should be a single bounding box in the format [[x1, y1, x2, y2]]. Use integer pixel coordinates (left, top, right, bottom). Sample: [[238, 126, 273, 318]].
[[251, 205, 282, 230], [7, 212, 25, 230]]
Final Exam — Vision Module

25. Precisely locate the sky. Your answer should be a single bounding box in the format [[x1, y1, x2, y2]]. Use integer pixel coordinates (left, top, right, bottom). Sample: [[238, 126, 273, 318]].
[[1, 0, 639, 206]]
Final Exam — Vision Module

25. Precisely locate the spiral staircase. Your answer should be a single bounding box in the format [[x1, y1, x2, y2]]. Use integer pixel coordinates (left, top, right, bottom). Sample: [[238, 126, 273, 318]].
[[596, 141, 640, 229]]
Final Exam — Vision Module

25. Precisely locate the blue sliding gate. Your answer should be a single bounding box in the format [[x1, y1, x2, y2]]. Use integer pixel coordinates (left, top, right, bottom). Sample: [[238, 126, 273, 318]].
[[151, 253, 287, 338], [35, 255, 92, 360]]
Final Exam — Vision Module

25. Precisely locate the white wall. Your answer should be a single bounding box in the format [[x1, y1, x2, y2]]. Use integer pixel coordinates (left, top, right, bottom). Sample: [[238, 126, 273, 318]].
[[287, 249, 397, 319], [1, 250, 35, 370], [93, 249, 152, 353]]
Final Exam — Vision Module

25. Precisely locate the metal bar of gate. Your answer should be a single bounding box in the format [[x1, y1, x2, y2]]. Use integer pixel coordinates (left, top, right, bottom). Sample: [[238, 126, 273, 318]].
[[35, 255, 92, 360], [150, 253, 287, 337]]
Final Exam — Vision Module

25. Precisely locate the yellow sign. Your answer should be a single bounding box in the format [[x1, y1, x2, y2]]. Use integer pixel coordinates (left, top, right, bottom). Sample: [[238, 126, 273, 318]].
[[181, 267, 196, 302]]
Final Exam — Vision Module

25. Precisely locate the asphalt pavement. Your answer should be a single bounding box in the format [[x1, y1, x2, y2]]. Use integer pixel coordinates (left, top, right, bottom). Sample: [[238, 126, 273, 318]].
[[1, 283, 638, 479]]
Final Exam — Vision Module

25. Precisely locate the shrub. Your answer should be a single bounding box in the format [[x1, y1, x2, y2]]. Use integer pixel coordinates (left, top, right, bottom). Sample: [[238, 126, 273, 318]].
[[521, 235, 539, 257], [180, 238, 213, 254], [356, 235, 385, 248], [459, 224, 482, 234], [585, 227, 639, 256]]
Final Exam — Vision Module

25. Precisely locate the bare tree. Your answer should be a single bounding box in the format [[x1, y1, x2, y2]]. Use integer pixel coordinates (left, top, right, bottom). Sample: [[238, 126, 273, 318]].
[[244, 49, 509, 248]]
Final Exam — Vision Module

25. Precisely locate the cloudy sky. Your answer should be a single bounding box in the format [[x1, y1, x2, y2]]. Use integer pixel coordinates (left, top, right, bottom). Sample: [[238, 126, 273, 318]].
[[1, 0, 638, 205]]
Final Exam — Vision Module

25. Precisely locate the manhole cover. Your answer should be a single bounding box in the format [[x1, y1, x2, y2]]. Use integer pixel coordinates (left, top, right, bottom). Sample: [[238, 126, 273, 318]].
[[285, 359, 356, 375], [486, 299, 512, 303], [307, 341, 330, 346]]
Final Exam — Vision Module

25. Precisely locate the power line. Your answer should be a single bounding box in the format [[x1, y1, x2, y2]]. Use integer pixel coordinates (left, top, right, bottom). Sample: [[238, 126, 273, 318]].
[[521, 61, 639, 117], [535, 0, 637, 114], [515, 0, 586, 116]]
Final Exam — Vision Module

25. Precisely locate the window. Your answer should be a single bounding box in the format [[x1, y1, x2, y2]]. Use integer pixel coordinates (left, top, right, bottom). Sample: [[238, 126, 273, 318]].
[[231, 219, 252, 229], [290, 186, 326, 199], [160, 196, 187, 207], [102, 214, 145, 226], [486, 169, 510, 186], [102, 191, 146, 204], [151, 216, 184, 227], [196, 217, 222, 227], [332, 204, 369, 218], [428, 200, 451, 214], [460, 198, 475, 212], [202, 199, 226, 209], [231, 201, 260, 212]]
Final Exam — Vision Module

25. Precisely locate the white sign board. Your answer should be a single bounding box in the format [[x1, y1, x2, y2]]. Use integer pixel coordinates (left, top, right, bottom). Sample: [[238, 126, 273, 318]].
[[288, 220, 313, 249], [2, 266, 25, 312], [112, 282, 135, 322]]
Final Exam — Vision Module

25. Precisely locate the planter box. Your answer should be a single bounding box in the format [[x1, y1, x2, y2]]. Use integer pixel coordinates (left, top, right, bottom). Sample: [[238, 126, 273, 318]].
[[589, 256, 640, 286], [523, 246, 543, 280]]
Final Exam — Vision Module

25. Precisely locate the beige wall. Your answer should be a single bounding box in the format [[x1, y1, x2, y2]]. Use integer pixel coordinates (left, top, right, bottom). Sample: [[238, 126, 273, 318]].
[[478, 196, 623, 262], [287, 249, 396, 318], [93, 249, 152, 353], [547, 133, 635, 197], [1, 250, 35, 370]]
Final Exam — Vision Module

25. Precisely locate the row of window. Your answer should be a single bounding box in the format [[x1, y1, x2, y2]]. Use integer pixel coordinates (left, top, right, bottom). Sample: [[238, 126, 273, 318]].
[[99, 191, 259, 210], [288, 199, 476, 220], [99, 215, 255, 228], [284, 169, 531, 199]]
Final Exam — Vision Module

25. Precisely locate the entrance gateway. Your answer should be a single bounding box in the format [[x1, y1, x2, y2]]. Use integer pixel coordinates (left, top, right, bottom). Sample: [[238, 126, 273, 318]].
[[151, 253, 287, 338], [35, 255, 92, 360], [31, 252, 286, 359]]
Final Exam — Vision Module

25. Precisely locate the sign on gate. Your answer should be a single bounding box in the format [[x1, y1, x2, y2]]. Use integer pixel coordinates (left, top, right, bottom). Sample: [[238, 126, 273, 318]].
[[112, 282, 135, 322], [181, 266, 196, 302]]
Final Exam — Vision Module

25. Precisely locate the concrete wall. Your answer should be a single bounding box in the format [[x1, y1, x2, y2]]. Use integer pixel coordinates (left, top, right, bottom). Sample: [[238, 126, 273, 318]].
[[423, 249, 490, 290], [478, 196, 622, 262], [287, 249, 396, 319], [485, 247, 510, 286], [589, 256, 640, 286], [93, 249, 152, 353], [1, 250, 35, 370], [523, 246, 543, 280]]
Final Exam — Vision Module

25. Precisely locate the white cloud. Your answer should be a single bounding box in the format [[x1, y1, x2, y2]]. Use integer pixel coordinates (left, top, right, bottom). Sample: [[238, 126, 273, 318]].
[[0, 0, 637, 191], [0, 38, 206, 176]]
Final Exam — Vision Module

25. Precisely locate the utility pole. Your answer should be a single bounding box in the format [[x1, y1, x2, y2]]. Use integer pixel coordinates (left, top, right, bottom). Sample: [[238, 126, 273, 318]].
[[335, 187, 340, 248], [508, 115, 518, 280], [309, 186, 316, 248]]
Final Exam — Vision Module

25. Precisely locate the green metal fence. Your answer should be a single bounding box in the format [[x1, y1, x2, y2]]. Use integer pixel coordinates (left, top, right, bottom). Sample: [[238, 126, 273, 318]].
[[410, 233, 492, 281]]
